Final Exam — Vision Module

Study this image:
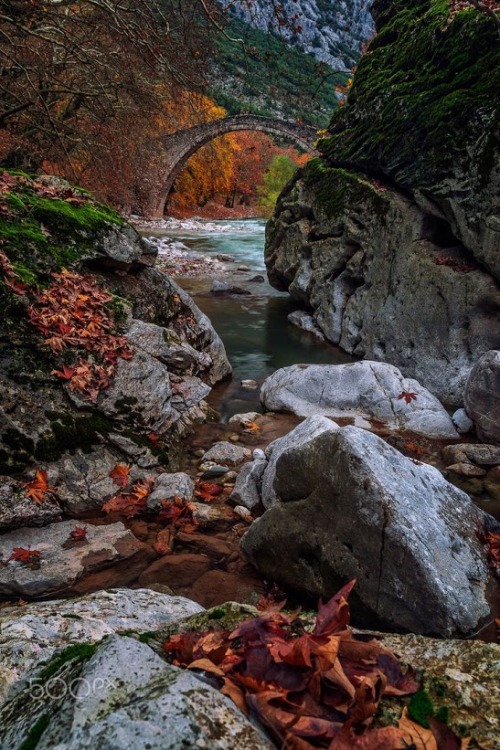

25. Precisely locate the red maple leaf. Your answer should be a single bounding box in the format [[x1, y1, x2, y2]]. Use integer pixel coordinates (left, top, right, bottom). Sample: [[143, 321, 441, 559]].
[[397, 391, 417, 405], [24, 469, 55, 505], [9, 547, 41, 565], [69, 526, 88, 542]]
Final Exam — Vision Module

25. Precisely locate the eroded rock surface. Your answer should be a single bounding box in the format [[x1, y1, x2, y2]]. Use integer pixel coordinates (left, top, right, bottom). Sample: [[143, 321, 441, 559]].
[[0, 635, 273, 750], [0, 521, 152, 598], [241, 424, 490, 636], [261, 362, 458, 439], [0, 588, 203, 703], [465, 350, 500, 445]]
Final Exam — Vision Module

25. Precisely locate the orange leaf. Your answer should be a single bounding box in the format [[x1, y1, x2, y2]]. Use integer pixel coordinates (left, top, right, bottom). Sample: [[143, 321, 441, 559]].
[[109, 463, 130, 487]]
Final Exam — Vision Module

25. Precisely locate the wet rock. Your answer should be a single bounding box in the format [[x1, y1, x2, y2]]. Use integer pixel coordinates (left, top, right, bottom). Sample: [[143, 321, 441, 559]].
[[241, 379, 258, 390], [138, 553, 211, 588], [249, 274, 265, 282], [211, 280, 251, 295], [445, 462, 486, 478], [0, 476, 61, 532], [191, 502, 233, 526], [202, 441, 251, 466], [189, 569, 261, 609], [0, 521, 152, 598], [261, 415, 339, 508], [261, 361, 459, 439], [230, 460, 266, 510], [96, 349, 173, 434], [0, 635, 273, 750], [200, 464, 230, 478], [442, 443, 500, 466], [0, 588, 203, 703], [288, 310, 326, 340], [175, 531, 232, 560], [147, 472, 195, 511], [229, 412, 261, 424], [485, 466, 500, 501], [241, 426, 490, 636], [451, 408, 473, 434], [465, 351, 500, 445], [233, 505, 253, 522]]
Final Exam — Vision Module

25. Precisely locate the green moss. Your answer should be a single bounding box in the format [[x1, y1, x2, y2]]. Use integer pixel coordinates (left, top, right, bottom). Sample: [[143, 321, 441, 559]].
[[35, 412, 114, 462], [408, 688, 434, 728], [17, 713, 50, 750], [320, 0, 500, 188], [0, 171, 124, 282], [303, 158, 389, 221], [408, 687, 449, 728], [0, 428, 35, 474], [38, 643, 97, 682], [105, 295, 129, 325]]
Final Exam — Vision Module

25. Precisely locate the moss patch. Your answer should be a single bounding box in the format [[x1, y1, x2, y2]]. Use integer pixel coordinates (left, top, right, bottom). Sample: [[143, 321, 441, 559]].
[[303, 158, 389, 221], [320, 0, 500, 188], [0, 171, 124, 282], [17, 713, 50, 750], [38, 643, 97, 683]]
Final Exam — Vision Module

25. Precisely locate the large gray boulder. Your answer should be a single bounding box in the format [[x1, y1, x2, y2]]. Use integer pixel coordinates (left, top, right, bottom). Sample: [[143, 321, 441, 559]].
[[261, 415, 339, 508], [261, 361, 459, 439], [0, 635, 273, 750], [0, 588, 203, 703], [265, 169, 500, 405], [464, 350, 500, 445], [241, 425, 490, 636]]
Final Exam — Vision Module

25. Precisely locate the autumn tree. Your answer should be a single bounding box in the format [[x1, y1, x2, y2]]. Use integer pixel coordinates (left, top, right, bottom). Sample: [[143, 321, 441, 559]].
[[258, 153, 301, 217], [0, 1, 219, 174]]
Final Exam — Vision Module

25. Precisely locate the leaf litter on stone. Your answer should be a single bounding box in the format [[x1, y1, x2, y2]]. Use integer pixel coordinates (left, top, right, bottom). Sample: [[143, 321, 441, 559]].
[[164, 581, 469, 748]]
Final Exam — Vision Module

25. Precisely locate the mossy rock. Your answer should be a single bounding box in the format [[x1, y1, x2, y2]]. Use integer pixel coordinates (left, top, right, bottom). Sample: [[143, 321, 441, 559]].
[[320, 0, 500, 189], [0, 171, 124, 284]]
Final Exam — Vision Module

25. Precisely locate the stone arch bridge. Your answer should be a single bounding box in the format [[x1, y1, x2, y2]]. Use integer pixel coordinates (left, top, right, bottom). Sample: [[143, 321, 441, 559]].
[[149, 114, 318, 216]]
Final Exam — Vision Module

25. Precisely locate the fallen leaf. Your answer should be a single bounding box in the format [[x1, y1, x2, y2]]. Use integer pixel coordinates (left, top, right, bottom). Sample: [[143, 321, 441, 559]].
[[397, 391, 417, 405], [69, 526, 88, 542], [109, 463, 131, 487], [8, 547, 41, 565]]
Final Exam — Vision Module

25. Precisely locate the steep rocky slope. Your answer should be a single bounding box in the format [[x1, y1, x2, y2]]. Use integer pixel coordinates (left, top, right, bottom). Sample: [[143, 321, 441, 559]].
[[228, 0, 374, 70], [0, 173, 231, 513], [265, 0, 500, 404]]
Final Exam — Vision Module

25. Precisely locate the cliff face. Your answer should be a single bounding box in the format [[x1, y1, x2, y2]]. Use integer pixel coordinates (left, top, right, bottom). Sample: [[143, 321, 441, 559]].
[[265, 0, 500, 404], [228, 0, 374, 70]]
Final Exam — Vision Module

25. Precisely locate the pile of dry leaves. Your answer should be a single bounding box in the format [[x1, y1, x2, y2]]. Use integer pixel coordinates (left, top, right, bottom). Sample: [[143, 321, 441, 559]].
[[164, 581, 468, 749]]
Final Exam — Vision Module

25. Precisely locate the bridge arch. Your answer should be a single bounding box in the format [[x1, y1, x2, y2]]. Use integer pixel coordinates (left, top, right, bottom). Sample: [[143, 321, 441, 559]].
[[149, 114, 318, 217]]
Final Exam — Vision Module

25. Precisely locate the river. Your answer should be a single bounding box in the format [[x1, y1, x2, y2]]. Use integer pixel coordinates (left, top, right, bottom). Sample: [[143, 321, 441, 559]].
[[147, 217, 352, 418]]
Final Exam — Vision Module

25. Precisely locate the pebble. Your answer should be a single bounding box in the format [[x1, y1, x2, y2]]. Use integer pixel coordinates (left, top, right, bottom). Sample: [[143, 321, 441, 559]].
[[252, 449, 266, 460], [194, 449, 205, 458], [229, 434, 240, 442], [229, 412, 261, 424], [241, 379, 258, 390], [233, 505, 253, 522], [201, 465, 230, 479], [452, 408, 474, 434]]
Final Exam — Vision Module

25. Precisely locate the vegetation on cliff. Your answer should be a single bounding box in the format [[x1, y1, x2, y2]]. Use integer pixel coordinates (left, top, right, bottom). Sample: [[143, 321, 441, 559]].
[[319, 0, 500, 188]]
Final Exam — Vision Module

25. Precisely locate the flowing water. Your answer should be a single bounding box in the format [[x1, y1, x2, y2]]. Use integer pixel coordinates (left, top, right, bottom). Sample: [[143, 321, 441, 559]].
[[151, 218, 353, 418]]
